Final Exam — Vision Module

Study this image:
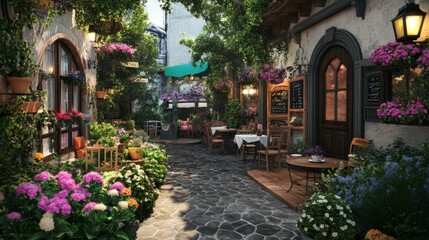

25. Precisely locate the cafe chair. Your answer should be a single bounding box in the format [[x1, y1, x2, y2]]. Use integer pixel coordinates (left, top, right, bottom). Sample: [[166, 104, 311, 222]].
[[85, 145, 119, 172], [179, 120, 193, 138], [257, 127, 288, 171], [349, 137, 370, 154], [73, 136, 86, 159], [205, 123, 226, 154], [236, 129, 257, 162]]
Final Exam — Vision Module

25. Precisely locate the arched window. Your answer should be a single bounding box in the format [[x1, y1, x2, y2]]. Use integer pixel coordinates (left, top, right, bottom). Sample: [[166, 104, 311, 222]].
[[39, 41, 83, 158]]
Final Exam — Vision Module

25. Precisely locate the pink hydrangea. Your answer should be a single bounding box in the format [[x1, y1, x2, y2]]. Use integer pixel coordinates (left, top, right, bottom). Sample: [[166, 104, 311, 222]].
[[6, 212, 21, 221], [34, 171, 53, 182], [109, 182, 125, 194], [98, 42, 135, 55], [38, 196, 72, 215], [82, 171, 103, 185], [82, 202, 97, 213], [370, 42, 421, 67], [16, 182, 42, 200], [257, 64, 285, 84]]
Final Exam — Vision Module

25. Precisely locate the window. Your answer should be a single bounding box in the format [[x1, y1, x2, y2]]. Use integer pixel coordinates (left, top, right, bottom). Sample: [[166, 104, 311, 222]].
[[324, 58, 347, 122], [39, 41, 82, 158]]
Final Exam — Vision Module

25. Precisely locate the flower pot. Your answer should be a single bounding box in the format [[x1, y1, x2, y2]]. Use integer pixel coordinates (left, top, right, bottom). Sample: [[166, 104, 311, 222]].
[[128, 147, 142, 160], [311, 155, 322, 162], [35, 0, 53, 8], [17, 101, 42, 113], [96, 91, 108, 99], [6, 77, 33, 94]]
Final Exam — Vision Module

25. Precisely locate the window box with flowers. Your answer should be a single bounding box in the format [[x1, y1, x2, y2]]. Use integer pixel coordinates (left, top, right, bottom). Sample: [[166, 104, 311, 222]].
[[60, 70, 85, 86], [54, 109, 87, 128], [257, 64, 286, 85]]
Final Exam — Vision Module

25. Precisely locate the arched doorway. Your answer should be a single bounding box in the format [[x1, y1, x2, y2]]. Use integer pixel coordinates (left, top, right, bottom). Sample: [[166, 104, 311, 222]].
[[318, 46, 353, 158], [38, 40, 84, 159]]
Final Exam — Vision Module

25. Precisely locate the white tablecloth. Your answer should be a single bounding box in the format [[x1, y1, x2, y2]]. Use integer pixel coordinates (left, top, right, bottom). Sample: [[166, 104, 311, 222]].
[[234, 134, 268, 148], [211, 126, 227, 135]]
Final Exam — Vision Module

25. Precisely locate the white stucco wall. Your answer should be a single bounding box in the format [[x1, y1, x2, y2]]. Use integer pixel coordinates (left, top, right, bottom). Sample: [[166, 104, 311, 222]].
[[281, 0, 429, 148], [22, 10, 96, 116], [166, 3, 205, 66]]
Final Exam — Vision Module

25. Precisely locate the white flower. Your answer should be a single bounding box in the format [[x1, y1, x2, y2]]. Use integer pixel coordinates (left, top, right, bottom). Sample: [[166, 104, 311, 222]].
[[322, 232, 327, 236], [39, 216, 55, 231], [340, 225, 348, 231], [304, 227, 308, 232], [301, 213, 306, 218], [312, 224, 319, 230], [95, 203, 107, 211], [43, 212, 54, 218], [329, 217, 333, 221], [118, 201, 128, 209], [327, 205, 332, 210], [324, 213, 329, 218], [319, 224, 324, 229], [332, 232, 338, 237], [108, 189, 119, 196], [339, 210, 344, 216]]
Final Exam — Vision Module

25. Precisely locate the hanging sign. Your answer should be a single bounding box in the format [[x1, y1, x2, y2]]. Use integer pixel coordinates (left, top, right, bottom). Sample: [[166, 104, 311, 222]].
[[122, 62, 139, 68]]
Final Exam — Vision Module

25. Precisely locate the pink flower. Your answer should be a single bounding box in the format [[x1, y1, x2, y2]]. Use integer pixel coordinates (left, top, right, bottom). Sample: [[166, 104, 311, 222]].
[[16, 182, 42, 200], [38, 196, 72, 215], [82, 202, 97, 213], [257, 124, 263, 130], [82, 171, 103, 185], [34, 171, 53, 182], [7, 212, 21, 221], [109, 182, 125, 194]]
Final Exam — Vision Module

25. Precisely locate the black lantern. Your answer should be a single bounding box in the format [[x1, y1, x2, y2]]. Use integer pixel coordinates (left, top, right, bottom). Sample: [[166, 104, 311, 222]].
[[391, 0, 426, 43], [88, 25, 98, 43]]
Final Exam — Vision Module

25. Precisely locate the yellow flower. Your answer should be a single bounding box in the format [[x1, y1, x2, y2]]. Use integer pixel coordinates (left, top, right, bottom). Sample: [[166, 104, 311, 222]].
[[33, 152, 44, 161], [122, 187, 132, 196], [127, 198, 139, 208], [365, 229, 395, 240]]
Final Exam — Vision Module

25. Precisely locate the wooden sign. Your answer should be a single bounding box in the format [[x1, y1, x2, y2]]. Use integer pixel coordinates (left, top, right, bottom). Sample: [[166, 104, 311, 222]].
[[271, 89, 288, 114], [365, 72, 381, 105], [290, 79, 304, 109], [122, 62, 139, 68]]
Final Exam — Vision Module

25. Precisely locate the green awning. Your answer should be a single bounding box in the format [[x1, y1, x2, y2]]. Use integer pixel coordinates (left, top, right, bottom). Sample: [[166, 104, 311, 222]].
[[164, 62, 208, 78]]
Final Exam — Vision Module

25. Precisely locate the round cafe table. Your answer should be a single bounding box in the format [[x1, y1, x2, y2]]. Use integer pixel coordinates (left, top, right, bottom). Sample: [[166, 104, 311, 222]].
[[286, 156, 350, 193]]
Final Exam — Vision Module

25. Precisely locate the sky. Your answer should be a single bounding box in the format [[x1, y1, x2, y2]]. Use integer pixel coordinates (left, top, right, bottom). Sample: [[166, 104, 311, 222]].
[[146, 0, 165, 28]]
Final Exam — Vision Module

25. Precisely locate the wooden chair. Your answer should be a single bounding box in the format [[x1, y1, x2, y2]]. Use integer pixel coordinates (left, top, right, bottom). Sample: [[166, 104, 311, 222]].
[[236, 129, 257, 162], [85, 146, 119, 172], [73, 136, 86, 159], [211, 119, 226, 127], [257, 127, 288, 171], [205, 122, 226, 154], [349, 137, 370, 154]]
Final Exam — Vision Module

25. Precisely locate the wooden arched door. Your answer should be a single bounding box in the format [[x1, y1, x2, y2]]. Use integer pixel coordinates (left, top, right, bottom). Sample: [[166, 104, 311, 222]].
[[318, 46, 353, 159]]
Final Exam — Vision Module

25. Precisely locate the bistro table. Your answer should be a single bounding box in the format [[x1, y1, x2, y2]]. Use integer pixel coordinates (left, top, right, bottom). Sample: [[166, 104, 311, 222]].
[[286, 156, 350, 193], [213, 127, 237, 153], [234, 134, 268, 160]]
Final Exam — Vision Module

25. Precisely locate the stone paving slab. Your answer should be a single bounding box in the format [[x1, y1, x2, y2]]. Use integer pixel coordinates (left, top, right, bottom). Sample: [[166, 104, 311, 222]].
[[137, 143, 302, 240]]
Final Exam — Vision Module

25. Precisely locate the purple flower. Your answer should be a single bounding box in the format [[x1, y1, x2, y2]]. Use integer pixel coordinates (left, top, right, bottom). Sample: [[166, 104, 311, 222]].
[[38, 196, 72, 215], [83, 202, 97, 213], [16, 182, 42, 200], [109, 182, 125, 193], [82, 171, 103, 185], [7, 212, 21, 221], [98, 42, 135, 55], [71, 192, 86, 202], [54, 190, 70, 199], [34, 171, 53, 182], [58, 178, 76, 191]]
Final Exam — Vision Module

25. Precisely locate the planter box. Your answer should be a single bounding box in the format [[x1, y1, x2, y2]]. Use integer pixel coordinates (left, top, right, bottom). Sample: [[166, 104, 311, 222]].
[[365, 121, 429, 148], [160, 123, 178, 140]]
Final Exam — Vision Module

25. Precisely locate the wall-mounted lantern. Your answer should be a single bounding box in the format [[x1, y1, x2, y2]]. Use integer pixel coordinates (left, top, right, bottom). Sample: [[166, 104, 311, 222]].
[[391, 0, 426, 43]]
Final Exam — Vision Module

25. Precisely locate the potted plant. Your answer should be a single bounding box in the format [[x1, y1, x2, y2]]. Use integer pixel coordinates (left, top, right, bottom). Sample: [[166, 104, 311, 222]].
[[127, 138, 143, 160], [0, 24, 39, 94], [303, 145, 326, 162], [297, 192, 357, 240], [256, 63, 286, 85]]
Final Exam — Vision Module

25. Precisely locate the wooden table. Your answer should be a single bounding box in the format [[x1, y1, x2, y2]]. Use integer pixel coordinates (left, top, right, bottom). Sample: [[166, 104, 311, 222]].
[[286, 156, 350, 193], [214, 128, 237, 153]]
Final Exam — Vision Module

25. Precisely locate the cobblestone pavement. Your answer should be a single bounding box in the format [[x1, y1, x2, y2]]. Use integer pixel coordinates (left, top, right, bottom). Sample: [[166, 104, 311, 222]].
[[137, 143, 302, 240]]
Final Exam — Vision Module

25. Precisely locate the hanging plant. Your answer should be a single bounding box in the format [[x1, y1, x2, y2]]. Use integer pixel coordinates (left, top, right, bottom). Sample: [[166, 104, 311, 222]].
[[370, 42, 421, 69], [257, 64, 286, 84], [212, 79, 232, 92], [60, 70, 85, 86], [238, 69, 257, 85]]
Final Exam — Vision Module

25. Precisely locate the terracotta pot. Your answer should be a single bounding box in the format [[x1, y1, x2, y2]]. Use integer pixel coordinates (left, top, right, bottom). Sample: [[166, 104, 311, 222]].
[[35, 0, 53, 8], [128, 147, 142, 160], [18, 101, 42, 113], [96, 91, 108, 99], [6, 77, 33, 94]]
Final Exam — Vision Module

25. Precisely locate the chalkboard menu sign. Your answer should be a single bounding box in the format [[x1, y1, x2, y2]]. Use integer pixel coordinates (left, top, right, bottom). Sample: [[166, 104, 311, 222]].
[[271, 88, 288, 114], [366, 72, 381, 105], [290, 80, 304, 109]]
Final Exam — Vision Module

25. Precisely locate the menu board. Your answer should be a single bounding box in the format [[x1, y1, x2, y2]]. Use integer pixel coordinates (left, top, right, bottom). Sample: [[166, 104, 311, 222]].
[[269, 119, 289, 127], [366, 72, 381, 104], [290, 80, 304, 109], [271, 89, 288, 114]]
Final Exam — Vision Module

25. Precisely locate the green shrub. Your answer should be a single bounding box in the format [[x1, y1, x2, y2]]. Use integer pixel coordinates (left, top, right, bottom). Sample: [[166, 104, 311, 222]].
[[89, 122, 116, 142], [324, 138, 429, 239]]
